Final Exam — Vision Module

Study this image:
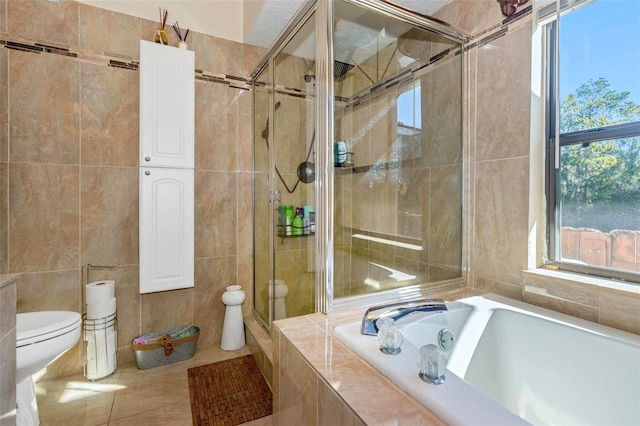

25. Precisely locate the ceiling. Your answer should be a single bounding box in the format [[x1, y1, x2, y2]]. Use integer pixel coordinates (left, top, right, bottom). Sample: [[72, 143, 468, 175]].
[[76, 0, 451, 48]]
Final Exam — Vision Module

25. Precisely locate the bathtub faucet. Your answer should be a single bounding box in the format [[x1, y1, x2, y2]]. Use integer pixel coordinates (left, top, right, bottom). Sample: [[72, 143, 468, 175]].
[[361, 298, 448, 335]]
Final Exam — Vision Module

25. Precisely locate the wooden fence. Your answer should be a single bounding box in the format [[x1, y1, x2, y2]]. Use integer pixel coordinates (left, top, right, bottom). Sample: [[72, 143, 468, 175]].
[[562, 227, 640, 272]]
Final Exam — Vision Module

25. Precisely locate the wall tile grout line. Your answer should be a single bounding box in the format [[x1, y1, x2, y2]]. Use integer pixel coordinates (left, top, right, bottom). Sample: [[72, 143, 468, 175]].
[[0, 35, 252, 90]]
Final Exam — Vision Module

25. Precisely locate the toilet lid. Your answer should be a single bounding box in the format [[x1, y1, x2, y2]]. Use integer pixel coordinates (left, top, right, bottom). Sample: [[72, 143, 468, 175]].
[[17, 311, 82, 347]]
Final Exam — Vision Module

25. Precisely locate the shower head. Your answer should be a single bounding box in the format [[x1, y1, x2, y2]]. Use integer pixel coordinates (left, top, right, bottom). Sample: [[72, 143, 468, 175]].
[[302, 63, 353, 82], [334, 60, 354, 80]]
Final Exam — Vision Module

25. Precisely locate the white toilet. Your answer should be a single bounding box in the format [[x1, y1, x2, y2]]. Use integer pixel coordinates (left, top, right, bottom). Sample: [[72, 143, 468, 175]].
[[16, 311, 82, 426]]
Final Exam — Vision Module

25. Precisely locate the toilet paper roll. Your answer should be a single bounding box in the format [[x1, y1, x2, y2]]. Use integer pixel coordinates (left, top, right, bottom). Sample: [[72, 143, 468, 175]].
[[85, 280, 115, 304], [85, 327, 117, 379], [86, 297, 117, 319], [106, 328, 117, 354]]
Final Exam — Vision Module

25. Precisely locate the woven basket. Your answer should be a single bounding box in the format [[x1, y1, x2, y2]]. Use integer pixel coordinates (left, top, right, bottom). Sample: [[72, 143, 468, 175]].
[[131, 325, 200, 369]]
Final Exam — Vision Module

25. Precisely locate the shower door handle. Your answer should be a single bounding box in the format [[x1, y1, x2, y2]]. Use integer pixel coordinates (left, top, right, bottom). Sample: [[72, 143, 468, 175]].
[[268, 190, 281, 204]]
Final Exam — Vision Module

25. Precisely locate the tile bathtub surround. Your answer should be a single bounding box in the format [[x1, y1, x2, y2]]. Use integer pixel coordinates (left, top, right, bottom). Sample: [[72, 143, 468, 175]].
[[245, 315, 274, 386], [2, 0, 261, 380], [273, 288, 476, 425], [275, 312, 441, 425], [523, 270, 640, 335]]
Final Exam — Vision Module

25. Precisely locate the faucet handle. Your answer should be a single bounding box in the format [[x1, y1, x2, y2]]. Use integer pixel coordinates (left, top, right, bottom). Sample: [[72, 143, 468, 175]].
[[377, 318, 402, 355], [417, 344, 447, 384]]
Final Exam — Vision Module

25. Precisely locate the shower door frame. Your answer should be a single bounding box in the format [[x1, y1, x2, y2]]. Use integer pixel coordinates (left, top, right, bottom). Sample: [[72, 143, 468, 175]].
[[251, 0, 472, 326], [251, 1, 318, 330], [316, 0, 471, 314]]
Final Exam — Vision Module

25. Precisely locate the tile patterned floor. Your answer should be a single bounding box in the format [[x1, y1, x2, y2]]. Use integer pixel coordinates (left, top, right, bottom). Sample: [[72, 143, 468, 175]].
[[35, 345, 273, 426]]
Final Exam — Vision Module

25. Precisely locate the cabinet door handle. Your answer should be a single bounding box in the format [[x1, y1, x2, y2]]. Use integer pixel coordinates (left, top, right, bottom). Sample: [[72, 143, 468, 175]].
[[145, 156, 151, 162], [145, 170, 151, 176]]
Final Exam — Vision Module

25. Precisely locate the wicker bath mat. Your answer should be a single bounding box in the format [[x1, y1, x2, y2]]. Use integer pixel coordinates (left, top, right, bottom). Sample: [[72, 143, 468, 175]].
[[188, 355, 272, 426]]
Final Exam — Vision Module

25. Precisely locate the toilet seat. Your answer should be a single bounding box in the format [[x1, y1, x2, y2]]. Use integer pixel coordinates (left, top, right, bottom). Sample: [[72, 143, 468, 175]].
[[17, 311, 82, 348]]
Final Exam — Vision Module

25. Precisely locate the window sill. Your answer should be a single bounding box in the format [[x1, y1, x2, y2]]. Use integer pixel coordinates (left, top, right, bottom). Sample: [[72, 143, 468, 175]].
[[523, 268, 640, 296]]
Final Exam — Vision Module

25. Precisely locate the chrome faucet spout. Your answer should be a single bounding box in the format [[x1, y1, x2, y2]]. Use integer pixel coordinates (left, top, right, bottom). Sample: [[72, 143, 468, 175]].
[[361, 299, 448, 335]]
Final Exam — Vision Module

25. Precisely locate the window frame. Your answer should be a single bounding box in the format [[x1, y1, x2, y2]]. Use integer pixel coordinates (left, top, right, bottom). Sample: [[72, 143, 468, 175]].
[[544, 20, 640, 284]]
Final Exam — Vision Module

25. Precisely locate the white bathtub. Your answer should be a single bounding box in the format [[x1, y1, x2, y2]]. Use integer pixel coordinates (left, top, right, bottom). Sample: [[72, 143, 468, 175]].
[[334, 294, 640, 426]]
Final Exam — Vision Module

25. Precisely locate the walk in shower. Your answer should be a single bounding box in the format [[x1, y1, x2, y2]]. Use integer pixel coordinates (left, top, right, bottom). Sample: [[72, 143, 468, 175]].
[[252, 0, 470, 329]]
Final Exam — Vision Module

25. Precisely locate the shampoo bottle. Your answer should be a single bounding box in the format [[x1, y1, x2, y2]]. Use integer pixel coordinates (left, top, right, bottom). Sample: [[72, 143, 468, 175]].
[[303, 205, 312, 235], [309, 207, 315, 234]]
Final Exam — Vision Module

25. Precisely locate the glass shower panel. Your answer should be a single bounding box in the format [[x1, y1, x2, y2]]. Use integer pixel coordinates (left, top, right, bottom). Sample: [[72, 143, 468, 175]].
[[332, 0, 463, 300], [421, 51, 463, 280], [253, 65, 271, 327], [270, 14, 317, 319]]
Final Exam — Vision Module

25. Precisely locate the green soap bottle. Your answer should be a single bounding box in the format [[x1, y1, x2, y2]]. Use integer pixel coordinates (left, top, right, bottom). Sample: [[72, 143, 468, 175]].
[[292, 208, 304, 236], [285, 206, 293, 236]]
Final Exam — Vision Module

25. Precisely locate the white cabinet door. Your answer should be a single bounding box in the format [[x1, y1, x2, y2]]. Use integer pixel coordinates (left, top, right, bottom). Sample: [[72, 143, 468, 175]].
[[139, 167, 194, 293], [139, 40, 194, 168]]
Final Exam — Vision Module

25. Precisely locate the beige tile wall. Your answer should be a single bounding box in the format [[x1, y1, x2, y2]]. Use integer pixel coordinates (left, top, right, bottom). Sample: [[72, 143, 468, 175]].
[[441, 2, 533, 300], [0, 45, 7, 276], [1, 0, 264, 378], [523, 270, 640, 335]]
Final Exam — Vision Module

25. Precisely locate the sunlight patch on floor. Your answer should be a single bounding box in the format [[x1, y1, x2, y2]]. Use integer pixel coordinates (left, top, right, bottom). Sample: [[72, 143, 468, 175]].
[[58, 381, 125, 403]]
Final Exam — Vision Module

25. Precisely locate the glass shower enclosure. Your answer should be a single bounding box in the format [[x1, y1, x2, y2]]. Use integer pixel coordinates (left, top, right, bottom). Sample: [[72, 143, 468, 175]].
[[252, 0, 469, 329]]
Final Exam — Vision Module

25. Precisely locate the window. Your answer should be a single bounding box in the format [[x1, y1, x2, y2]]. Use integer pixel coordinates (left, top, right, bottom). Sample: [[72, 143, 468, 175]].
[[396, 83, 422, 161], [545, 0, 640, 282], [397, 84, 421, 130]]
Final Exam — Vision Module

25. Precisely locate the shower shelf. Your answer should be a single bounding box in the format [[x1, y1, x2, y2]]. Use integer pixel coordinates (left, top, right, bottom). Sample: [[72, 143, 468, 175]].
[[277, 230, 315, 243], [348, 161, 403, 174], [335, 163, 354, 168]]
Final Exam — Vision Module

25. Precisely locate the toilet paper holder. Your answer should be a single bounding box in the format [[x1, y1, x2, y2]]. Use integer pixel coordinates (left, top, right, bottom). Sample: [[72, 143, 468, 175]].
[[82, 264, 120, 381], [83, 313, 118, 380]]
